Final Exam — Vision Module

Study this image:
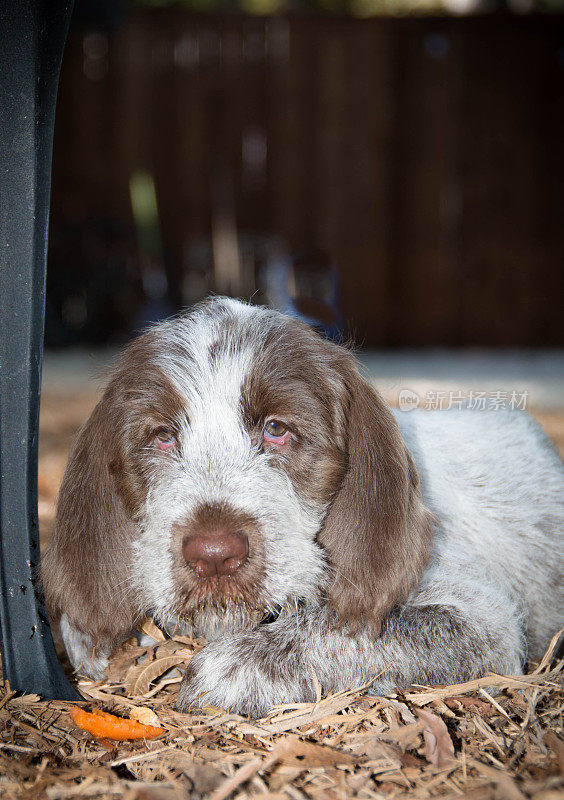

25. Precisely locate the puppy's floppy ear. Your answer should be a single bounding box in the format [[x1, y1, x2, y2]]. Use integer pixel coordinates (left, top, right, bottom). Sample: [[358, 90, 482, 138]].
[[40, 391, 140, 656], [318, 362, 433, 631]]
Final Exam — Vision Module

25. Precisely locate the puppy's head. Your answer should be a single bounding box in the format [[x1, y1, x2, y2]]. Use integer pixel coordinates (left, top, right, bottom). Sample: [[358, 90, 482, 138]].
[[42, 297, 432, 648]]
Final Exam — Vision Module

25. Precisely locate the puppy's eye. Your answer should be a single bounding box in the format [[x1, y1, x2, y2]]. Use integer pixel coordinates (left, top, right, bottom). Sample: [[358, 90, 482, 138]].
[[263, 419, 290, 445], [154, 428, 176, 451]]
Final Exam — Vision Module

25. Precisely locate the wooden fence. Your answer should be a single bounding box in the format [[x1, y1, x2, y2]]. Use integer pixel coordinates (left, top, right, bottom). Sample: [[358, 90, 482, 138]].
[[50, 11, 564, 346]]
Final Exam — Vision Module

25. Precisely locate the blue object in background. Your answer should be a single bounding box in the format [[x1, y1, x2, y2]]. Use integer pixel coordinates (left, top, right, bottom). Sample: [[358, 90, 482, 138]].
[[261, 249, 344, 341]]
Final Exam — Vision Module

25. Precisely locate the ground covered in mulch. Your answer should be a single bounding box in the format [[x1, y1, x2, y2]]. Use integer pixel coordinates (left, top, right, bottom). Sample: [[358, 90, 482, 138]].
[[1, 630, 562, 800], [0, 390, 561, 800]]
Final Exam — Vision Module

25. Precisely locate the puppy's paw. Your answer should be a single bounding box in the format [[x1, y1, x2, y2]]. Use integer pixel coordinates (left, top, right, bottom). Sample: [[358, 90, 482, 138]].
[[60, 614, 112, 679], [176, 629, 315, 718]]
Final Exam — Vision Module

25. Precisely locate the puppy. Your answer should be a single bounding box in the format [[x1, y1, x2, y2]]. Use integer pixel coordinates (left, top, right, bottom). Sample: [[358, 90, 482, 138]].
[[41, 297, 564, 716]]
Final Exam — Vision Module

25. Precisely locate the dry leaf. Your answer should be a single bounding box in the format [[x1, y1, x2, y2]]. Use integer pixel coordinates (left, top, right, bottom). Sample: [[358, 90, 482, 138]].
[[347, 735, 402, 771], [138, 617, 167, 643], [381, 721, 424, 749], [124, 655, 186, 697], [531, 628, 564, 674], [416, 707, 455, 768], [544, 732, 564, 775], [274, 736, 358, 768], [405, 672, 549, 706], [168, 647, 198, 660], [445, 696, 493, 714], [129, 706, 161, 727], [466, 758, 528, 800], [207, 736, 356, 800], [8, 694, 42, 705], [261, 685, 362, 732]]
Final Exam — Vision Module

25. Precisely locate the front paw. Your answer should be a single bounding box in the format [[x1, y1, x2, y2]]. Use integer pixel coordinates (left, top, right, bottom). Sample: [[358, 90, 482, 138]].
[[176, 630, 315, 718], [60, 614, 112, 679]]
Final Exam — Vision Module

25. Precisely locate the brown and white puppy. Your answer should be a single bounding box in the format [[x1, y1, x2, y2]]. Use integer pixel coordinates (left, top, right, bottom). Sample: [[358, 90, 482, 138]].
[[41, 297, 564, 716]]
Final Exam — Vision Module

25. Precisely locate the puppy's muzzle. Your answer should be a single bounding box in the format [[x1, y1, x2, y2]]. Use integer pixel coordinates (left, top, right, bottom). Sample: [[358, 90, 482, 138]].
[[182, 530, 249, 577]]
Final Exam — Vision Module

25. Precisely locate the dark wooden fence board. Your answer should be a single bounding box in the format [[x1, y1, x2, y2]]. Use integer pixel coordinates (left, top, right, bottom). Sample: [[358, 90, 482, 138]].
[[50, 12, 564, 346]]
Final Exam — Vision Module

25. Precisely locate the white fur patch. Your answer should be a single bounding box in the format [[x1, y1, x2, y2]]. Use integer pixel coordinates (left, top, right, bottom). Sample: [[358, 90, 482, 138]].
[[60, 614, 111, 679], [130, 299, 327, 628]]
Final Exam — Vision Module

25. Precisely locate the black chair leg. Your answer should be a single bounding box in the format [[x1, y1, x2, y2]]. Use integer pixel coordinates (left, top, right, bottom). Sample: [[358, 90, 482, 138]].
[[0, 0, 78, 699]]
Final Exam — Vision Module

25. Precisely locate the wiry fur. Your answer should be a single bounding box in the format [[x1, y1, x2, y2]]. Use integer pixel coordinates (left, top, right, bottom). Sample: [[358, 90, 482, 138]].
[[41, 297, 564, 715]]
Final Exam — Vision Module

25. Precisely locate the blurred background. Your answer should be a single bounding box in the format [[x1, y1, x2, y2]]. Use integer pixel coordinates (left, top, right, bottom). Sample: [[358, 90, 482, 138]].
[[39, 0, 564, 539], [47, 0, 564, 350]]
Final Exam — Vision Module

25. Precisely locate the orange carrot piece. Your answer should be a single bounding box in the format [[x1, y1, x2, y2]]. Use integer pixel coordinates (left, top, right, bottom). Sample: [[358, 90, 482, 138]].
[[69, 706, 164, 740]]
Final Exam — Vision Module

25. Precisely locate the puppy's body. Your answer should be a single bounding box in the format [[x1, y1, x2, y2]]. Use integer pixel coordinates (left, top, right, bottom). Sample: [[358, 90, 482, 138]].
[[397, 408, 563, 661], [41, 298, 564, 716]]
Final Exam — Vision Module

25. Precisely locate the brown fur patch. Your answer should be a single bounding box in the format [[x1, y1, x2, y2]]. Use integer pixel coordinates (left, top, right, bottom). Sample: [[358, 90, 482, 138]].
[[40, 336, 186, 650], [242, 320, 347, 507], [242, 314, 434, 631], [168, 503, 267, 619], [316, 357, 434, 632]]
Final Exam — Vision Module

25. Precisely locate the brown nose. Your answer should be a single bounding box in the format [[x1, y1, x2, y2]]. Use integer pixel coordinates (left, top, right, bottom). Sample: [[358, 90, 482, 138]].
[[182, 530, 248, 577]]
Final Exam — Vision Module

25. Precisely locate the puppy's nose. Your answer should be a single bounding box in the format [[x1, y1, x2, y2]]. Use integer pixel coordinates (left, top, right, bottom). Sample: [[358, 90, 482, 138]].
[[182, 531, 248, 577]]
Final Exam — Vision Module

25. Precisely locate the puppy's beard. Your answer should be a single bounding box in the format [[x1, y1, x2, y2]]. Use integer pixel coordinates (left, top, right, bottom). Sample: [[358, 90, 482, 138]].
[[153, 597, 263, 641], [191, 602, 262, 641]]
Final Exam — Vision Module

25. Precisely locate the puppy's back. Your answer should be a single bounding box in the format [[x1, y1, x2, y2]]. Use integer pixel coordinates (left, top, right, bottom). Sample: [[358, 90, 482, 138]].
[[395, 408, 564, 659]]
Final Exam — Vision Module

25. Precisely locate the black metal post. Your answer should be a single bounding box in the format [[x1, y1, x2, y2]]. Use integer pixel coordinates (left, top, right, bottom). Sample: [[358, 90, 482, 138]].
[[0, 0, 78, 698]]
